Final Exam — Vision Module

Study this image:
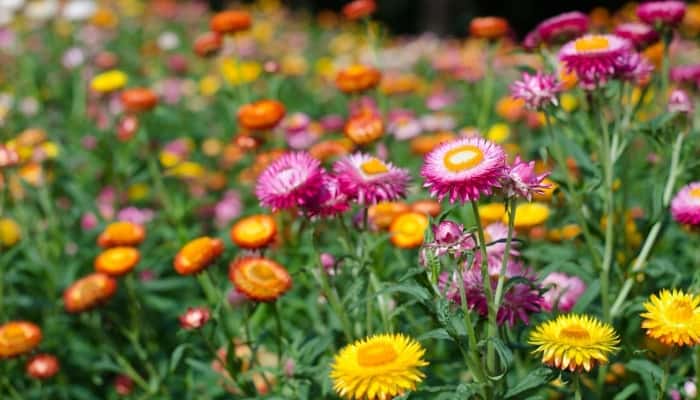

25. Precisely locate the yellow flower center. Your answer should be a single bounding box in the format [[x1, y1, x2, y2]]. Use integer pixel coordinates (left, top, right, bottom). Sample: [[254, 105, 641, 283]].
[[574, 36, 610, 52], [250, 263, 275, 281], [357, 342, 398, 367], [361, 158, 389, 175], [398, 219, 419, 235], [559, 324, 591, 341], [668, 299, 694, 323], [690, 188, 700, 198], [443, 145, 484, 172]]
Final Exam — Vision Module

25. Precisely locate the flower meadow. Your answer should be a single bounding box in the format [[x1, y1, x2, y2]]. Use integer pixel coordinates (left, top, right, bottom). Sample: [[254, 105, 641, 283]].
[[3, 0, 700, 398]]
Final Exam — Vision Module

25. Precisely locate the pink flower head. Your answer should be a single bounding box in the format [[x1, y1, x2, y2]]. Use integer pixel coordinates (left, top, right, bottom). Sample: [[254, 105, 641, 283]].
[[81, 212, 99, 231], [613, 22, 659, 49], [637, 1, 686, 28], [333, 153, 410, 205], [179, 307, 211, 330], [280, 112, 311, 135], [420, 113, 456, 132], [535, 11, 590, 46], [422, 220, 475, 259], [559, 34, 633, 89], [0, 144, 19, 168], [320, 252, 337, 275], [541, 272, 586, 312], [426, 91, 457, 111], [483, 222, 520, 271], [214, 190, 242, 228], [671, 182, 700, 226], [502, 156, 550, 200], [670, 64, 700, 85], [388, 114, 422, 140], [421, 137, 507, 204], [255, 151, 324, 211], [320, 114, 345, 132], [523, 30, 541, 51], [116, 207, 154, 225], [668, 89, 694, 114], [440, 261, 542, 326], [509, 72, 561, 110], [614, 51, 654, 84], [303, 174, 350, 217]]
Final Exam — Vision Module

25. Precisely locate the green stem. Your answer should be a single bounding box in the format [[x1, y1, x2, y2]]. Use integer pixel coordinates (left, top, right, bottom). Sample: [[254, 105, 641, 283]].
[[316, 257, 353, 342], [272, 301, 283, 366], [610, 133, 684, 318], [493, 199, 515, 309], [471, 201, 496, 374], [658, 355, 671, 400], [543, 111, 602, 270], [598, 94, 616, 322], [573, 374, 582, 400], [695, 346, 700, 400], [455, 261, 487, 385], [477, 43, 496, 131]]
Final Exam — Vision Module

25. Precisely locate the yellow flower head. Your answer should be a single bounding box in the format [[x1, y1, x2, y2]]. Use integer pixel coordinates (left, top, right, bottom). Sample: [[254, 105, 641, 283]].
[[505, 203, 550, 230], [331, 333, 428, 400], [220, 59, 262, 85], [90, 70, 127, 93], [486, 123, 510, 143], [479, 202, 506, 224], [641, 289, 700, 347], [0, 218, 21, 247], [529, 314, 619, 372]]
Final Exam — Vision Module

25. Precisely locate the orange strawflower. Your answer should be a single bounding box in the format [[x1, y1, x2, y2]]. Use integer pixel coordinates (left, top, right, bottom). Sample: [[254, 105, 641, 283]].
[[369, 201, 411, 230], [98, 221, 146, 248], [229, 257, 292, 302], [63, 273, 118, 313], [120, 88, 158, 113], [173, 237, 225, 275], [342, 0, 376, 20], [344, 112, 384, 145], [194, 32, 223, 58], [0, 321, 42, 358], [335, 64, 382, 94], [469, 17, 509, 39], [230, 215, 277, 249], [94, 247, 140, 277], [237, 100, 286, 131], [210, 10, 251, 34], [390, 211, 429, 249], [411, 199, 441, 217]]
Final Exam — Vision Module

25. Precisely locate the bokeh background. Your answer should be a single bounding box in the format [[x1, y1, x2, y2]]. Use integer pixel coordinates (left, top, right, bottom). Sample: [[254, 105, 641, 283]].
[[209, 0, 630, 36]]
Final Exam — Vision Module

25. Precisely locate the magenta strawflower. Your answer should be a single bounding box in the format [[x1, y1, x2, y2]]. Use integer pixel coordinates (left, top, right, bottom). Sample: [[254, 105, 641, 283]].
[[333, 153, 410, 205], [535, 11, 589, 46], [670, 64, 700, 85], [501, 156, 550, 200], [255, 151, 324, 211], [440, 260, 542, 326], [541, 272, 586, 312], [422, 220, 475, 258], [668, 89, 693, 114], [303, 174, 350, 217], [421, 137, 506, 204], [615, 51, 654, 84], [559, 34, 633, 89], [637, 1, 686, 28], [613, 22, 659, 49], [510, 72, 560, 110], [671, 182, 700, 226]]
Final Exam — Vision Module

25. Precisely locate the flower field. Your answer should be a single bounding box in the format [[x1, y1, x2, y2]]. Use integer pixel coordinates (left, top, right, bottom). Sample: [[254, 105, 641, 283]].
[[2, 0, 700, 398]]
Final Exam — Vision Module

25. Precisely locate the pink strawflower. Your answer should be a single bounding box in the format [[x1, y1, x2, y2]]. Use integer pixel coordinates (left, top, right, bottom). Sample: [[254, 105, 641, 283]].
[[388, 114, 422, 140], [255, 151, 324, 211], [613, 22, 659, 49], [303, 174, 350, 217], [420, 113, 456, 132], [214, 190, 242, 228], [320, 253, 337, 275], [179, 307, 211, 330], [541, 272, 586, 312], [320, 114, 344, 132], [615, 51, 654, 84], [422, 220, 475, 258], [559, 34, 633, 89], [670, 64, 700, 85], [509, 72, 560, 110], [333, 153, 410, 205], [637, 1, 686, 28], [535, 11, 590, 46], [117, 207, 154, 225], [426, 91, 456, 111], [421, 137, 507, 204], [0, 144, 19, 167], [668, 89, 694, 114], [671, 182, 700, 226], [81, 212, 98, 231], [502, 156, 550, 200], [440, 260, 542, 326]]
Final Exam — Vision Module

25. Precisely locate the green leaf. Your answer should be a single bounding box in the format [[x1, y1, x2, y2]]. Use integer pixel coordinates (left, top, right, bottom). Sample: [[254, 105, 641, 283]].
[[417, 328, 454, 342], [626, 359, 663, 399], [169, 344, 190, 372], [504, 368, 556, 399], [613, 383, 640, 400], [381, 283, 431, 303], [478, 337, 513, 379], [572, 280, 600, 313]]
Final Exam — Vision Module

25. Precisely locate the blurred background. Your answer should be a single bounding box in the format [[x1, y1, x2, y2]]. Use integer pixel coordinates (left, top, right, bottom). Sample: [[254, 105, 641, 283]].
[[209, 0, 630, 37]]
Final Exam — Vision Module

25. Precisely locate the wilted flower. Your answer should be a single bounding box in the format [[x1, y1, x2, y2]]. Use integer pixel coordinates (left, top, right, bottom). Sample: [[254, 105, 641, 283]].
[[179, 307, 211, 330]]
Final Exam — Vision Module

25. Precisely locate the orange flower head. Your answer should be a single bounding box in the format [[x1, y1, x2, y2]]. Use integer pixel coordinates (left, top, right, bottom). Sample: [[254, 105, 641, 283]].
[[210, 10, 252, 34], [230, 215, 277, 249], [26, 354, 60, 380], [411, 199, 441, 217], [369, 201, 411, 230], [194, 32, 223, 58], [229, 257, 292, 302], [0, 321, 42, 358], [496, 96, 526, 122], [469, 17, 510, 39], [98, 221, 146, 248], [342, 0, 376, 20], [120, 88, 158, 113], [63, 273, 118, 313], [390, 211, 429, 249], [174, 237, 225, 275], [237, 100, 286, 131], [309, 139, 351, 162], [335, 64, 382, 94], [344, 112, 384, 145], [94, 247, 140, 277], [410, 131, 455, 155]]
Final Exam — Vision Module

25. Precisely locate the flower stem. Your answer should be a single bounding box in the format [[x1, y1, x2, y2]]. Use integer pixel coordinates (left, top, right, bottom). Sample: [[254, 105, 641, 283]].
[[493, 199, 515, 309], [598, 94, 616, 322], [610, 133, 684, 318], [455, 263, 487, 385], [272, 301, 283, 366], [470, 200, 496, 374], [573, 374, 582, 400]]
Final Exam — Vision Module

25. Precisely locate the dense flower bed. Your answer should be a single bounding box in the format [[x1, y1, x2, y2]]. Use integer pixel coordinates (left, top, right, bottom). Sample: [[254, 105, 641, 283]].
[[1, 0, 700, 399]]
